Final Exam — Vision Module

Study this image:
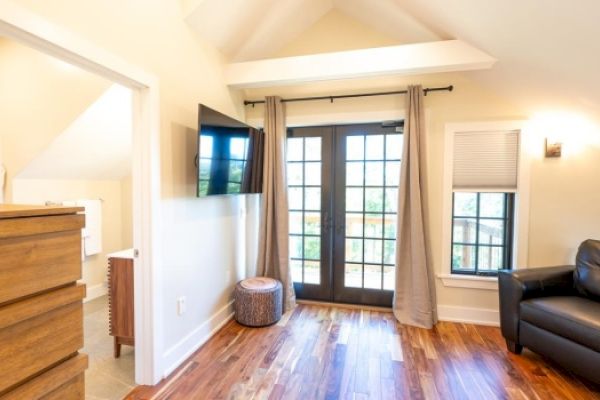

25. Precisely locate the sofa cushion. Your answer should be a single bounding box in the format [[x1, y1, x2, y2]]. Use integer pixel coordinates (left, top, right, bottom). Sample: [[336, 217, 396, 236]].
[[520, 296, 600, 352], [575, 239, 600, 300]]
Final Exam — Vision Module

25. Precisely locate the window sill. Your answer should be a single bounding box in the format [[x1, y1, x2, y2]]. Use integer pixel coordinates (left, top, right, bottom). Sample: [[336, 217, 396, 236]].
[[437, 274, 498, 290]]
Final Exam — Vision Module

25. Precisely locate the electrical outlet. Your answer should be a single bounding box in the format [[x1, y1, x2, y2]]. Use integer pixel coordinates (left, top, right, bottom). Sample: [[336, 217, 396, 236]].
[[177, 296, 186, 316]]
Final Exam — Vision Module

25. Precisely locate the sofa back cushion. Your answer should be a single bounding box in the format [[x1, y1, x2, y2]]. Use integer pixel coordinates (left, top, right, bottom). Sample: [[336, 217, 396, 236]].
[[575, 239, 600, 299]]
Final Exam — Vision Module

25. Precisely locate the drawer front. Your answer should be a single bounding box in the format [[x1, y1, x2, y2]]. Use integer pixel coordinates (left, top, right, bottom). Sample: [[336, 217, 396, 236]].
[[0, 302, 84, 393], [42, 374, 85, 400], [0, 230, 82, 305], [0, 354, 87, 400], [0, 214, 85, 239]]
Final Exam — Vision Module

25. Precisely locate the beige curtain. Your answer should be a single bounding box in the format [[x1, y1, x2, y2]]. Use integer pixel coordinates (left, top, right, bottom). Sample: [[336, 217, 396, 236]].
[[241, 128, 264, 193], [393, 85, 437, 329], [256, 96, 296, 312]]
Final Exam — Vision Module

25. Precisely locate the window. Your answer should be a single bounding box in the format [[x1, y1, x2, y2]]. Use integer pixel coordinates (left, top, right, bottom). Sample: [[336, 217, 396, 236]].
[[451, 192, 514, 275], [442, 122, 529, 286]]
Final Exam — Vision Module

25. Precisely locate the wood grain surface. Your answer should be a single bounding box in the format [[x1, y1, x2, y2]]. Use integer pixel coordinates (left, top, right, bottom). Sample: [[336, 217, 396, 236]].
[[126, 304, 600, 400], [0, 354, 88, 400], [0, 302, 84, 393], [0, 204, 83, 219]]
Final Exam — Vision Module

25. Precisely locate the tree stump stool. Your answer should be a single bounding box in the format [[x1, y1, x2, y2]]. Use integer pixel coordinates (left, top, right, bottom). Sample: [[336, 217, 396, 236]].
[[234, 277, 282, 327]]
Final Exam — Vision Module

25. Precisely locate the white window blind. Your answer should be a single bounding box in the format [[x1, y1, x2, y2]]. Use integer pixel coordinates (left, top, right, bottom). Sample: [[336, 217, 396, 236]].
[[453, 130, 519, 190]]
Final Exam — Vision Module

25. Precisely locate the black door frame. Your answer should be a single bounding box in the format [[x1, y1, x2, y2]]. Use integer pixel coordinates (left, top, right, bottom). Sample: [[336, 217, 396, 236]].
[[332, 124, 396, 307], [288, 123, 399, 307]]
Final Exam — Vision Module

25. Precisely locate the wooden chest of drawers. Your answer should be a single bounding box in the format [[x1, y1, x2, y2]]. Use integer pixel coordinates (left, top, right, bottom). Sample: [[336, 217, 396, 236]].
[[0, 205, 87, 400]]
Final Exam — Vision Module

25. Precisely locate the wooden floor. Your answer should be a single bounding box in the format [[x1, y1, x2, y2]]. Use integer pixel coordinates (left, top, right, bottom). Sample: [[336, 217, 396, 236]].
[[126, 304, 600, 400]]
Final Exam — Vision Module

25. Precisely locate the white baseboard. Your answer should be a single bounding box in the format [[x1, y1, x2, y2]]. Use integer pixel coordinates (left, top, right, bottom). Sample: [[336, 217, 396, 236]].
[[437, 304, 500, 326], [161, 300, 235, 378], [84, 282, 108, 303]]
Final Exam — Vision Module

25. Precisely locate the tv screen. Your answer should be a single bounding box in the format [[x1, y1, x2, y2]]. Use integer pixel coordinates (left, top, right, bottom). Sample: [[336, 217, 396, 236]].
[[197, 105, 263, 197]]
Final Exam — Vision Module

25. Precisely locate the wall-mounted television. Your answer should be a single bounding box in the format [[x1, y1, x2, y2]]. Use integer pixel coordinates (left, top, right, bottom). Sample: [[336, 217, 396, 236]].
[[197, 104, 263, 197]]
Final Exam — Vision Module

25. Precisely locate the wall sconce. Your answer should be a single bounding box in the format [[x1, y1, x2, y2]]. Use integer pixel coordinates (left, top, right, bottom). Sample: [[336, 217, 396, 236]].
[[545, 138, 562, 158]]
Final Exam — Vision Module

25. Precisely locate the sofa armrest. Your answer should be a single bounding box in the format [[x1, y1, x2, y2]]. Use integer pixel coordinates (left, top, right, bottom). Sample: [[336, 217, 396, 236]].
[[498, 266, 575, 344]]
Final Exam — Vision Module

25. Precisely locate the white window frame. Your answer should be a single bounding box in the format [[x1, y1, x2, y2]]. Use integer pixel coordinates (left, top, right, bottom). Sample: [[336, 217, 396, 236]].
[[440, 121, 531, 290]]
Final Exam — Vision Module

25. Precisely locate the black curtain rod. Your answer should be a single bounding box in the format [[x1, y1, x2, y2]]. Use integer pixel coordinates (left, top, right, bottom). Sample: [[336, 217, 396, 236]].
[[243, 85, 453, 107]]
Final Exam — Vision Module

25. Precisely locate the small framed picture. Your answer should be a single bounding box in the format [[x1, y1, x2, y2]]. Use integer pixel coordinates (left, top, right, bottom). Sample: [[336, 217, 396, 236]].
[[545, 139, 562, 158]]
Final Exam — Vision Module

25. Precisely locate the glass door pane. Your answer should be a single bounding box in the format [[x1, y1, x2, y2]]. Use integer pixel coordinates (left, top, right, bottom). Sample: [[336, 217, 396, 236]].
[[333, 124, 402, 307], [286, 123, 401, 307], [286, 127, 333, 301]]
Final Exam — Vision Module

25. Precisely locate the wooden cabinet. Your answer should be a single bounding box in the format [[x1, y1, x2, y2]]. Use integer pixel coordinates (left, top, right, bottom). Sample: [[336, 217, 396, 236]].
[[0, 204, 87, 400], [108, 251, 134, 358]]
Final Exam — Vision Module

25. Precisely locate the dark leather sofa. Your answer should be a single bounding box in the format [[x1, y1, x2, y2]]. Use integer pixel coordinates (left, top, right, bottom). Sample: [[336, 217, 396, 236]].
[[498, 239, 600, 384]]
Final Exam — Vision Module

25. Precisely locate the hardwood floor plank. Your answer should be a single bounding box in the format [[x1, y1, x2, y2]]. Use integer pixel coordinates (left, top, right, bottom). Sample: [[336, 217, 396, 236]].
[[125, 304, 600, 400]]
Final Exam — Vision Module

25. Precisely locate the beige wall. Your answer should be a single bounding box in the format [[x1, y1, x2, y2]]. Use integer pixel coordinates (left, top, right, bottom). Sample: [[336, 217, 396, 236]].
[[245, 73, 524, 312], [246, 73, 600, 315], [12, 178, 131, 292], [10, 0, 600, 373], [121, 175, 134, 249], [0, 37, 110, 201], [243, 12, 600, 317], [273, 9, 400, 58], [10, 0, 249, 373], [528, 143, 600, 267], [0, 37, 133, 297]]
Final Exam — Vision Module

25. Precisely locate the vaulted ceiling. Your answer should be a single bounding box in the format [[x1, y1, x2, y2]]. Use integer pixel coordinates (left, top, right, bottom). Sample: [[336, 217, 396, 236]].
[[182, 0, 439, 62], [183, 0, 600, 118], [396, 0, 600, 116]]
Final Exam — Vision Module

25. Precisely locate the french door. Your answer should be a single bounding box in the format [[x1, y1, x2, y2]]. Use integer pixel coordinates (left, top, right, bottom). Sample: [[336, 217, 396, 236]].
[[287, 123, 402, 307]]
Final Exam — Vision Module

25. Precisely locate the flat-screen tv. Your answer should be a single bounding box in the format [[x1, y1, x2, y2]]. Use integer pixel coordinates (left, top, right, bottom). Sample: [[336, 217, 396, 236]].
[[197, 104, 263, 197]]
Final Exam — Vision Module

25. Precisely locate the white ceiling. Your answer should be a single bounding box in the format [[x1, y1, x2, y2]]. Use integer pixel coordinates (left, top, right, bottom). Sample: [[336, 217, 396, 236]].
[[396, 0, 600, 116], [17, 84, 132, 180], [184, 0, 600, 118]]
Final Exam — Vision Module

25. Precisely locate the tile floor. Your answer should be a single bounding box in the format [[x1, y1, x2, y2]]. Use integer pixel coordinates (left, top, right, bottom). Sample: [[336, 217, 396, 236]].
[[84, 296, 135, 400]]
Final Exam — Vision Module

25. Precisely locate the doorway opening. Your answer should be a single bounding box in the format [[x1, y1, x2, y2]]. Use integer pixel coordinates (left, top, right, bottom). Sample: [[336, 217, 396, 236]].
[[0, 3, 161, 386], [287, 123, 403, 307], [0, 36, 136, 398]]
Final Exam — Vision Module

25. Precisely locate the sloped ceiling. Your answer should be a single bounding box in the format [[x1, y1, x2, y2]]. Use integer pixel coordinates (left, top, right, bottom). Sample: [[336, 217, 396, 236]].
[[0, 36, 112, 180], [184, 0, 600, 120], [396, 0, 600, 116], [17, 84, 132, 180], [183, 0, 438, 61]]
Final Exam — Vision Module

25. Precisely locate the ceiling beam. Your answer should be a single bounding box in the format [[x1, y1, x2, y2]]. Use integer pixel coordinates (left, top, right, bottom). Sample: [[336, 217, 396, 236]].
[[225, 40, 496, 88]]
